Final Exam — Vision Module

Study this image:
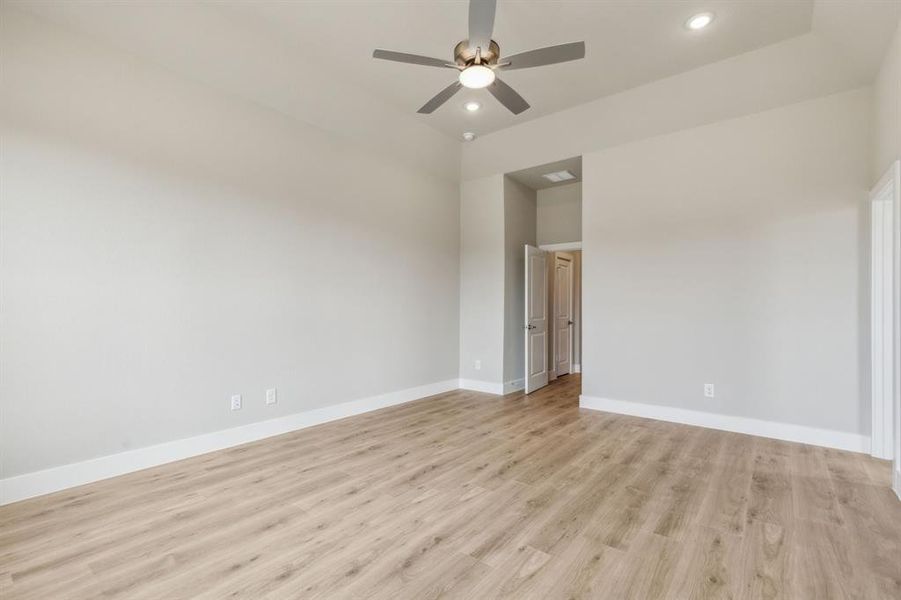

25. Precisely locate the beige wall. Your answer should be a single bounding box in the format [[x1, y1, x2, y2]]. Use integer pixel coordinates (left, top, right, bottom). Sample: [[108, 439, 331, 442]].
[[1, 10, 460, 477], [459, 176, 506, 385], [503, 177, 537, 389], [582, 88, 871, 434], [537, 183, 581, 245], [874, 19, 901, 182]]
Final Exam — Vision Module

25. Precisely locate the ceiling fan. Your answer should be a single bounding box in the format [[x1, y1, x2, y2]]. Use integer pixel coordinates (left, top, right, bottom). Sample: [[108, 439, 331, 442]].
[[372, 0, 585, 115]]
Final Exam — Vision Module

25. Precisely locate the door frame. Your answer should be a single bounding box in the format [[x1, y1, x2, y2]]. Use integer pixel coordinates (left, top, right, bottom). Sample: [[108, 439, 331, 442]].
[[539, 242, 582, 382], [539, 242, 582, 252], [553, 252, 574, 377], [870, 161, 899, 467]]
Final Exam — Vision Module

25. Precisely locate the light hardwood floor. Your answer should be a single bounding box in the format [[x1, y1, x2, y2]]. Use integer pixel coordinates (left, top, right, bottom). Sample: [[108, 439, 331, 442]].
[[1, 374, 900, 599]]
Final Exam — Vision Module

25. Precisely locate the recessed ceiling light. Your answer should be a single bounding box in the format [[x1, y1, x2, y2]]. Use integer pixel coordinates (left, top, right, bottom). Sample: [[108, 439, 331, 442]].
[[462, 131, 476, 142], [542, 170, 576, 182], [464, 101, 481, 112], [686, 12, 714, 30]]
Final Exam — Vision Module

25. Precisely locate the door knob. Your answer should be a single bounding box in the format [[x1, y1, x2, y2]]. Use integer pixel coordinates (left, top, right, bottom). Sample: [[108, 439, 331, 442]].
[[567, 320, 574, 326]]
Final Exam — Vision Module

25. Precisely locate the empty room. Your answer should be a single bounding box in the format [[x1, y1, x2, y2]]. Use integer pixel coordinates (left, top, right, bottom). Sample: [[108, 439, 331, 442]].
[[2, 1, 901, 598]]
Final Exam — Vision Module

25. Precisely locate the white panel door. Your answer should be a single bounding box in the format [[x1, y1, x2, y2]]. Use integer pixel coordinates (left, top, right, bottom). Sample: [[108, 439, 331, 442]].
[[525, 245, 548, 394], [554, 254, 573, 376]]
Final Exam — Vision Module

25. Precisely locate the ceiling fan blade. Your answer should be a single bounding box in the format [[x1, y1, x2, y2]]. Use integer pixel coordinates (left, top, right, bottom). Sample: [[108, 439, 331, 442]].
[[488, 78, 529, 115], [372, 49, 452, 68], [468, 0, 497, 53], [418, 81, 463, 114], [500, 41, 585, 71]]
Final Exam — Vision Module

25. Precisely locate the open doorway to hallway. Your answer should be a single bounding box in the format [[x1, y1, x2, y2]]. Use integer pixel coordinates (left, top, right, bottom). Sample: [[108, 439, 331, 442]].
[[523, 243, 582, 394], [505, 156, 582, 396]]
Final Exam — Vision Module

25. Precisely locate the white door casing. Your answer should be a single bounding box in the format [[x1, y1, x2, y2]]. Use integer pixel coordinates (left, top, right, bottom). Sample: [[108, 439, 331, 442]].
[[525, 245, 548, 394], [554, 253, 574, 376], [872, 184, 895, 460], [547, 255, 557, 382], [871, 162, 899, 464], [894, 161, 901, 498]]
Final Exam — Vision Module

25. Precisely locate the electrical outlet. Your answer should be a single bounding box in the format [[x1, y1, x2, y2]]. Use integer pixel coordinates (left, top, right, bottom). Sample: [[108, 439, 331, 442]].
[[266, 388, 277, 406], [230, 394, 242, 410], [704, 384, 715, 398], [475, 360, 481, 370]]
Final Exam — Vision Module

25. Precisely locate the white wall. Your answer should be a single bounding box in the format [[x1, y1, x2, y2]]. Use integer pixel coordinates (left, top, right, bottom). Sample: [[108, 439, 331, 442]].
[[582, 89, 871, 435], [459, 176, 505, 387], [537, 183, 581, 245], [503, 177, 536, 390], [0, 10, 460, 478], [874, 19, 901, 183]]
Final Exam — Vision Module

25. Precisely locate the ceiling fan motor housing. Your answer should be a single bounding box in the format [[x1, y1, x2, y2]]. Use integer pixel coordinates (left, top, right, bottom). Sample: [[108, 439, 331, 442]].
[[454, 40, 500, 67]]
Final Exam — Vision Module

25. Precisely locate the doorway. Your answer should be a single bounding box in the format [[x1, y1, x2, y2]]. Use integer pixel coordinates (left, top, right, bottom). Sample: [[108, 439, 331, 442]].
[[506, 155, 582, 396], [545, 245, 581, 387], [524, 242, 582, 394]]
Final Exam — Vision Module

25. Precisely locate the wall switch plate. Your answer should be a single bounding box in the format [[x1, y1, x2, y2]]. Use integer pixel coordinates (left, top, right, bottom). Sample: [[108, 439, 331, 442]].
[[266, 388, 277, 406], [230, 394, 242, 410], [704, 384, 715, 398], [475, 360, 481, 370]]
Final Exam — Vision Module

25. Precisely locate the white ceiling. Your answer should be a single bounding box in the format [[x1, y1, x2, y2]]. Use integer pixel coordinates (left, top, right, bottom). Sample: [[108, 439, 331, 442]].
[[8, 1, 900, 145], [216, 0, 815, 139]]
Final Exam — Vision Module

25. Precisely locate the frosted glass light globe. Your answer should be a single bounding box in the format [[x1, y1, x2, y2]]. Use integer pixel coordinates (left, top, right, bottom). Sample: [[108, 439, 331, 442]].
[[459, 65, 495, 89]]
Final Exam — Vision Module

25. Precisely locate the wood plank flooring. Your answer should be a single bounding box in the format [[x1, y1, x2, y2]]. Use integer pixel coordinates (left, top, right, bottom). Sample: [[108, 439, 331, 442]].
[[1, 374, 900, 599]]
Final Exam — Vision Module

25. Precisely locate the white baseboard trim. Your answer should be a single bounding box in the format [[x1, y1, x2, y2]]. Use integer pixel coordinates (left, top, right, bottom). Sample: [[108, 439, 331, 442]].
[[579, 395, 870, 454], [572, 364, 581, 374], [0, 379, 460, 506], [894, 470, 901, 501], [459, 379, 504, 395], [503, 379, 525, 394]]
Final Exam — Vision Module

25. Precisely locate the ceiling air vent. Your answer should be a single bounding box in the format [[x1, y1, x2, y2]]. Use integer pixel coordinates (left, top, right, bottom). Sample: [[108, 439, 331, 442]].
[[541, 170, 576, 183]]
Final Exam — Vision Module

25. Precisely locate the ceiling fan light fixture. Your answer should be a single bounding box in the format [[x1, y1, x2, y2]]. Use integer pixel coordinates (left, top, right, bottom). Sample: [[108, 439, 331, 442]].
[[686, 12, 714, 30], [459, 65, 495, 89], [372, 0, 585, 115]]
